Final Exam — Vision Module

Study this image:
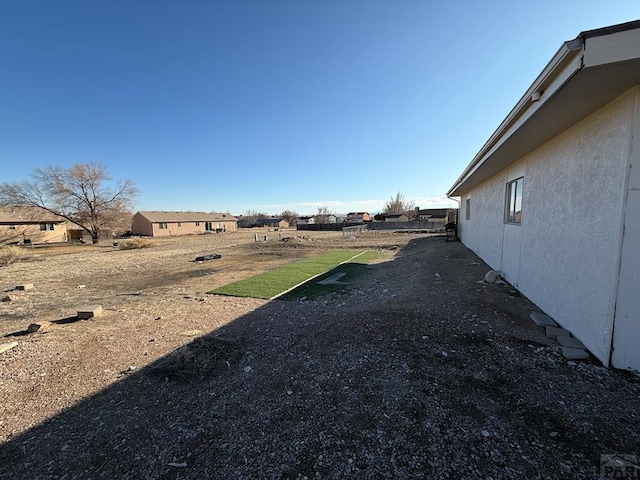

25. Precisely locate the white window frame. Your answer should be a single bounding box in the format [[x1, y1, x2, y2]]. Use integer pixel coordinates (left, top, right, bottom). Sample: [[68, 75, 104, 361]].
[[505, 177, 524, 225]]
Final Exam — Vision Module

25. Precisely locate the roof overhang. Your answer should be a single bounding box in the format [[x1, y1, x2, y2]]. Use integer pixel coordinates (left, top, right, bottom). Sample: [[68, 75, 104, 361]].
[[448, 20, 640, 197]]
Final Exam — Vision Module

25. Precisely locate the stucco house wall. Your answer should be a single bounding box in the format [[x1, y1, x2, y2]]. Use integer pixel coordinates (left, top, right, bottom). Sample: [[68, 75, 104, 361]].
[[131, 213, 154, 236], [458, 90, 635, 364], [132, 211, 237, 237], [459, 172, 506, 270], [0, 206, 67, 245]]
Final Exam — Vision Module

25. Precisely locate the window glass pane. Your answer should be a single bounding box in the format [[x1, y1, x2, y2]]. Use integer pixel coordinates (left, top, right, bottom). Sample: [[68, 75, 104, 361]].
[[505, 177, 523, 224], [514, 178, 523, 223]]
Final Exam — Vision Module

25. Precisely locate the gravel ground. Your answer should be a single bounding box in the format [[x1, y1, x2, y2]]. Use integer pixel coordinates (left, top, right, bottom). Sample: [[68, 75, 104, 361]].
[[1, 232, 639, 479]]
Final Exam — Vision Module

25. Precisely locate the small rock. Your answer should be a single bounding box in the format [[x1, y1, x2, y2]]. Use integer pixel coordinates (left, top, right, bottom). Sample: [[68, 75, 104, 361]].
[[441, 351, 448, 358], [549, 431, 559, 438], [243, 366, 253, 373], [15, 284, 34, 291], [168, 462, 187, 468], [434, 273, 441, 278], [481, 430, 490, 438], [484, 270, 501, 283], [78, 285, 86, 289], [1, 295, 14, 302]]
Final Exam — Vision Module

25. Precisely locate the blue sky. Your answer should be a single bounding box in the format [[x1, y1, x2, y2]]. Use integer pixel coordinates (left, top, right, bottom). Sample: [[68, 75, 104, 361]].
[[1, 1, 638, 215]]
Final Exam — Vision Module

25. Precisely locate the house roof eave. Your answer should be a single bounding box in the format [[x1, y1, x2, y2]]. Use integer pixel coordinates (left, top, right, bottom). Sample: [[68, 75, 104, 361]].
[[448, 20, 640, 198]]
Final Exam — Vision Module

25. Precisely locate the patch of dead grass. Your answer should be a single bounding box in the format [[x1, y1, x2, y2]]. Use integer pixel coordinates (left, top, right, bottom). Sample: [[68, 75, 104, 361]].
[[0, 245, 31, 266], [118, 238, 157, 250], [151, 336, 243, 381]]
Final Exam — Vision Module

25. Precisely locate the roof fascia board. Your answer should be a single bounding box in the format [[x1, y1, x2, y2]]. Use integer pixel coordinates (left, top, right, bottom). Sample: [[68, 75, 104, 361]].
[[584, 26, 640, 67], [448, 40, 584, 196]]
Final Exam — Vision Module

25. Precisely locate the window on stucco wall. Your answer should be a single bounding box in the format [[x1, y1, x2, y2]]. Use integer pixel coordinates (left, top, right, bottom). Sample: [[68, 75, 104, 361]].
[[159, 222, 167, 229], [505, 177, 524, 224]]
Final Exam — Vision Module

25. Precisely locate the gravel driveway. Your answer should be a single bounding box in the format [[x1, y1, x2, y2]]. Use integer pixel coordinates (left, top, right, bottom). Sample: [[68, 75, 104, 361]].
[[1, 234, 638, 479]]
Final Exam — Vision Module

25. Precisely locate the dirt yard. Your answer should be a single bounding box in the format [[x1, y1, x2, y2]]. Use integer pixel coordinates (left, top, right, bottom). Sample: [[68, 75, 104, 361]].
[[1, 230, 639, 479]]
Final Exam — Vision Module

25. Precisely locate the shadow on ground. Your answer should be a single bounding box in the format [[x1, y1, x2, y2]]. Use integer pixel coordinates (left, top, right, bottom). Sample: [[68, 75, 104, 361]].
[[1, 237, 639, 479]]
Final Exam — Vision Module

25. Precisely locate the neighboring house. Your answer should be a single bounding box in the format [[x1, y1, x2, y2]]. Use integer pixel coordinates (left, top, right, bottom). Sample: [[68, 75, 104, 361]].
[[447, 20, 640, 371], [296, 216, 315, 225], [314, 214, 337, 224], [0, 206, 67, 245], [346, 212, 371, 223], [131, 211, 237, 237], [385, 214, 409, 222], [415, 208, 449, 223], [256, 218, 290, 229]]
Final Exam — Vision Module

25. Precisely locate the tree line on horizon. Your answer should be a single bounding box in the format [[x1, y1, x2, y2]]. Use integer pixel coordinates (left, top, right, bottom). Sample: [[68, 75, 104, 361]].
[[0, 162, 424, 242]]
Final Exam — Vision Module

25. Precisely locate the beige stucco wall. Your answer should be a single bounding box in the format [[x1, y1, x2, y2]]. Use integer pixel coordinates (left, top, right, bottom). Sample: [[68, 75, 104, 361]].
[[132, 215, 238, 237], [131, 214, 154, 236], [459, 89, 635, 365], [1, 223, 67, 245], [152, 221, 206, 237]]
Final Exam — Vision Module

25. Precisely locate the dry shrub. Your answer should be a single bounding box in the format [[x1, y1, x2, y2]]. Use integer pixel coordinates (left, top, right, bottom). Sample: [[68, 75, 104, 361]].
[[118, 237, 156, 250], [0, 245, 29, 266], [152, 336, 243, 381]]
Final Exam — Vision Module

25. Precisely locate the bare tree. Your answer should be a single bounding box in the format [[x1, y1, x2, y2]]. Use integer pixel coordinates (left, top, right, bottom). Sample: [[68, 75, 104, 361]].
[[314, 206, 334, 224], [0, 162, 138, 244], [383, 192, 416, 218], [242, 209, 268, 227], [280, 210, 299, 225]]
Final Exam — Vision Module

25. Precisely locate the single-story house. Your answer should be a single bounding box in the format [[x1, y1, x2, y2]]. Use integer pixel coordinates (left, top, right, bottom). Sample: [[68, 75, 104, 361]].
[[256, 218, 290, 229], [314, 214, 337, 224], [131, 211, 237, 237], [447, 20, 640, 371], [296, 216, 315, 225], [385, 214, 409, 223], [414, 208, 450, 223], [0, 206, 67, 245], [346, 212, 371, 223]]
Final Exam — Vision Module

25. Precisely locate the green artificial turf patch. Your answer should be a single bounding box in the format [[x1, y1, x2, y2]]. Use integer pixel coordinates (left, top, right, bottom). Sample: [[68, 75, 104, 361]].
[[279, 250, 383, 300], [209, 250, 380, 299]]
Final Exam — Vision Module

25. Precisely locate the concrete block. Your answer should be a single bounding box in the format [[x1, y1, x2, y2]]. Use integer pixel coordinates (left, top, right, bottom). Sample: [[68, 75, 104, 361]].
[[557, 336, 587, 349], [546, 326, 570, 339], [15, 284, 34, 291], [562, 347, 589, 360], [77, 305, 103, 319], [0, 341, 18, 354], [27, 322, 52, 333], [530, 312, 558, 327]]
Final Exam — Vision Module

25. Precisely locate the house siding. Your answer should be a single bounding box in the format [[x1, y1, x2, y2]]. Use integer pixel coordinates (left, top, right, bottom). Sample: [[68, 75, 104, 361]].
[[459, 172, 506, 271], [1, 223, 67, 245], [460, 90, 635, 365], [131, 212, 237, 237]]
